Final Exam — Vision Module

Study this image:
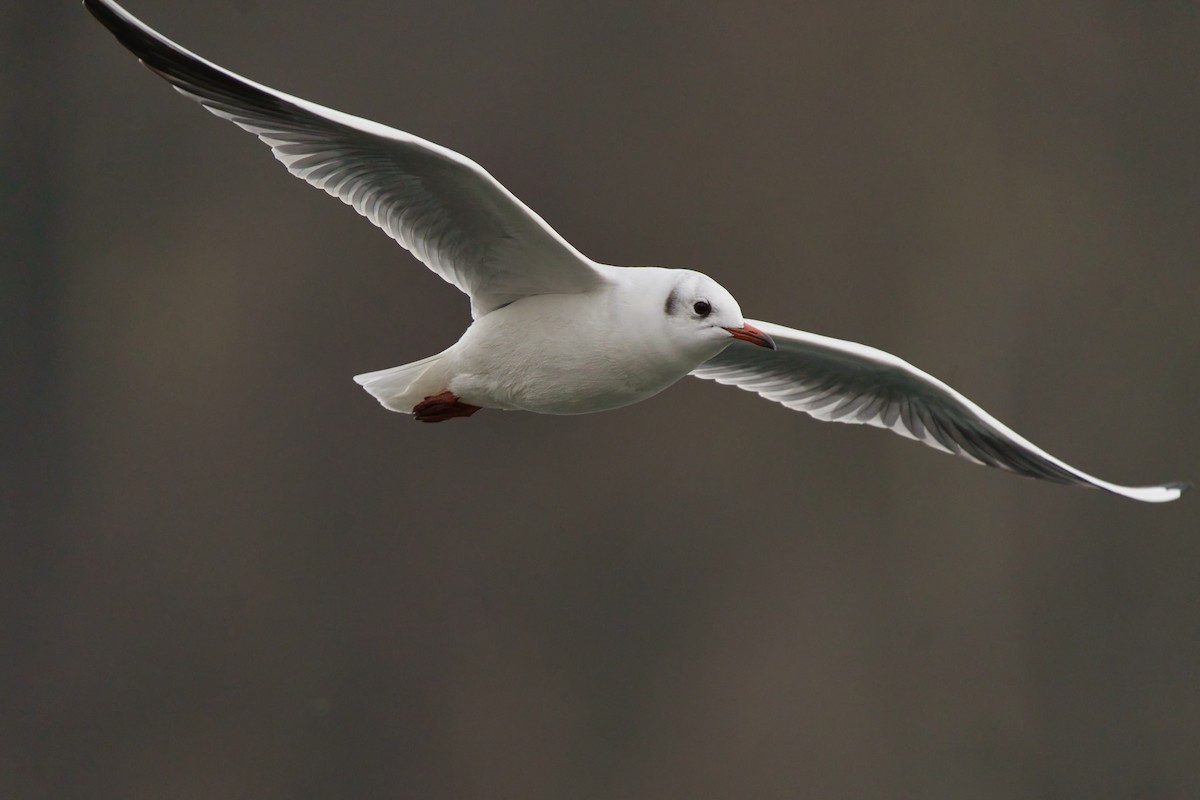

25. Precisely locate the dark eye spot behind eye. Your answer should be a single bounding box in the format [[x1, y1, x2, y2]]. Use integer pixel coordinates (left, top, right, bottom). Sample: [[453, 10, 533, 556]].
[[693, 300, 712, 317]]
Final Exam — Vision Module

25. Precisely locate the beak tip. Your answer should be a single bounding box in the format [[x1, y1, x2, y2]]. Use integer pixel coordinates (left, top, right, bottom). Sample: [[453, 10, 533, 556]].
[[724, 323, 776, 350]]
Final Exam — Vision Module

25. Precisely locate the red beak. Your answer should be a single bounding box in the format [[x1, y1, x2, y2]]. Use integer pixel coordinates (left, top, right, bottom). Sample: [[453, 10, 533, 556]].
[[723, 322, 776, 350]]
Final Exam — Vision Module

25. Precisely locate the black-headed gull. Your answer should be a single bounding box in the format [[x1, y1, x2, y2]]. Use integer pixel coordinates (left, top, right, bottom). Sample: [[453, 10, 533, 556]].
[[85, 0, 1187, 503]]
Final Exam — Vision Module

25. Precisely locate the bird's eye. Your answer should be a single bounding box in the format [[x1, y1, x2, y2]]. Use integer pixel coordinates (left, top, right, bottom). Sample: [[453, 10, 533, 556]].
[[693, 300, 712, 317]]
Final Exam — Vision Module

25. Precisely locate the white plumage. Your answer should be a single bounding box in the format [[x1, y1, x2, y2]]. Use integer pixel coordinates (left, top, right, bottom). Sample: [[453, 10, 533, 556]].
[[86, 0, 1186, 503]]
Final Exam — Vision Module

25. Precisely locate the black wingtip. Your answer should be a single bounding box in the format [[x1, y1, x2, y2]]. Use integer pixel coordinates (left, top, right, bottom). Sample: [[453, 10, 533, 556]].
[[84, 0, 152, 61], [84, 0, 186, 75], [83, 0, 123, 35]]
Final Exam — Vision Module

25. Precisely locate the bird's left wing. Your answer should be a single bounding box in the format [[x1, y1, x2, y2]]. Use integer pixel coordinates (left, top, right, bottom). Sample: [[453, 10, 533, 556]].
[[85, 0, 607, 317], [690, 320, 1187, 503]]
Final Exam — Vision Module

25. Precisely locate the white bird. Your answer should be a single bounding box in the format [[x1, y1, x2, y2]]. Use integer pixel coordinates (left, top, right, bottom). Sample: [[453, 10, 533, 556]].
[[85, 0, 1187, 503]]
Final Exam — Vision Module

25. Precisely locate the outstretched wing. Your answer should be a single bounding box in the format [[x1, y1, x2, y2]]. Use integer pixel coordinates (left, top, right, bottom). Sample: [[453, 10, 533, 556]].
[[85, 0, 607, 317], [691, 320, 1187, 503]]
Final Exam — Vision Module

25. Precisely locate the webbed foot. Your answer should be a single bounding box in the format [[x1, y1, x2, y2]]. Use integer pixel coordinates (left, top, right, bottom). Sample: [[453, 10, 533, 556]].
[[412, 391, 481, 423]]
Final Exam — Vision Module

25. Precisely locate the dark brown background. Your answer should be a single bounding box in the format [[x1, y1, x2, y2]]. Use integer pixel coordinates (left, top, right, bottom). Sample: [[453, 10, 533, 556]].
[[5, 2, 1199, 798]]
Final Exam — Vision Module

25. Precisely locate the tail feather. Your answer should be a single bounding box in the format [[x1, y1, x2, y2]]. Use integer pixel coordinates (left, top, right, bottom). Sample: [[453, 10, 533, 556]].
[[353, 352, 445, 413]]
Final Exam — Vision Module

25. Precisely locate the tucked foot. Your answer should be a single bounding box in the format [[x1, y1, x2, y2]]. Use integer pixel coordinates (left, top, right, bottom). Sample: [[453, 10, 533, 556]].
[[413, 391, 481, 423]]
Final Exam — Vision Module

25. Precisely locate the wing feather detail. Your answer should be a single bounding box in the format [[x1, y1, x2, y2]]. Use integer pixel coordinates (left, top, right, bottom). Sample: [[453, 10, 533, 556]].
[[691, 320, 1187, 503], [85, 0, 607, 317]]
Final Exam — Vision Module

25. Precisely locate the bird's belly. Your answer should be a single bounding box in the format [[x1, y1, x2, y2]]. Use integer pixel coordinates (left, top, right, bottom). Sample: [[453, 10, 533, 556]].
[[444, 291, 709, 415], [448, 337, 686, 415]]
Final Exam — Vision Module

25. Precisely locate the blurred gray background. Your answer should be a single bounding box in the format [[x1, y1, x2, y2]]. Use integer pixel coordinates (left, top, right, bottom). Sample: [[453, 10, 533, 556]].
[[5, 2, 1199, 798]]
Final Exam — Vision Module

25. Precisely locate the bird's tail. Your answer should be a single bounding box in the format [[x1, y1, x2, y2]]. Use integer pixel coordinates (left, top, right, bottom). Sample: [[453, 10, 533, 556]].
[[353, 352, 447, 413]]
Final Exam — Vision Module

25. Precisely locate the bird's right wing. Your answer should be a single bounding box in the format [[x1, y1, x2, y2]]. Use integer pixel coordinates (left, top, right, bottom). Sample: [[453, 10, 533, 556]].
[[691, 320, 1187, 503], [85, 0, 608, 317]]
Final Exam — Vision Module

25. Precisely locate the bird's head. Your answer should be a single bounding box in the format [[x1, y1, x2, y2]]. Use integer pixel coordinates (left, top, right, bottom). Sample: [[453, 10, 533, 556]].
[[655, 268, 775, 359]]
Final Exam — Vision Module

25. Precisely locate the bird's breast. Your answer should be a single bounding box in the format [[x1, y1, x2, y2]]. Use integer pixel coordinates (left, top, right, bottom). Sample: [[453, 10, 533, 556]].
[[445, 293, 692, 414]]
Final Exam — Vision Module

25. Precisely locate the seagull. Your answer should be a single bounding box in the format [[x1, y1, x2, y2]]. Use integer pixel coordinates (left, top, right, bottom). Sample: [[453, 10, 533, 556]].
[[85, 0, 1186, 503]]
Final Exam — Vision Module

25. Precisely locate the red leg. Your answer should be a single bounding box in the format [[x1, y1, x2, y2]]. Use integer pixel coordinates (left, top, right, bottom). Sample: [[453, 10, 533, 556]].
[[412, 391, 481, 423]]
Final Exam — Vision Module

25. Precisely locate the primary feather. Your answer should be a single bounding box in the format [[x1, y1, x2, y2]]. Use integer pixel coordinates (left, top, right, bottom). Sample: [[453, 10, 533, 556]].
[[84, 0, 605, 318], [691, 321, 1187, 503]]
